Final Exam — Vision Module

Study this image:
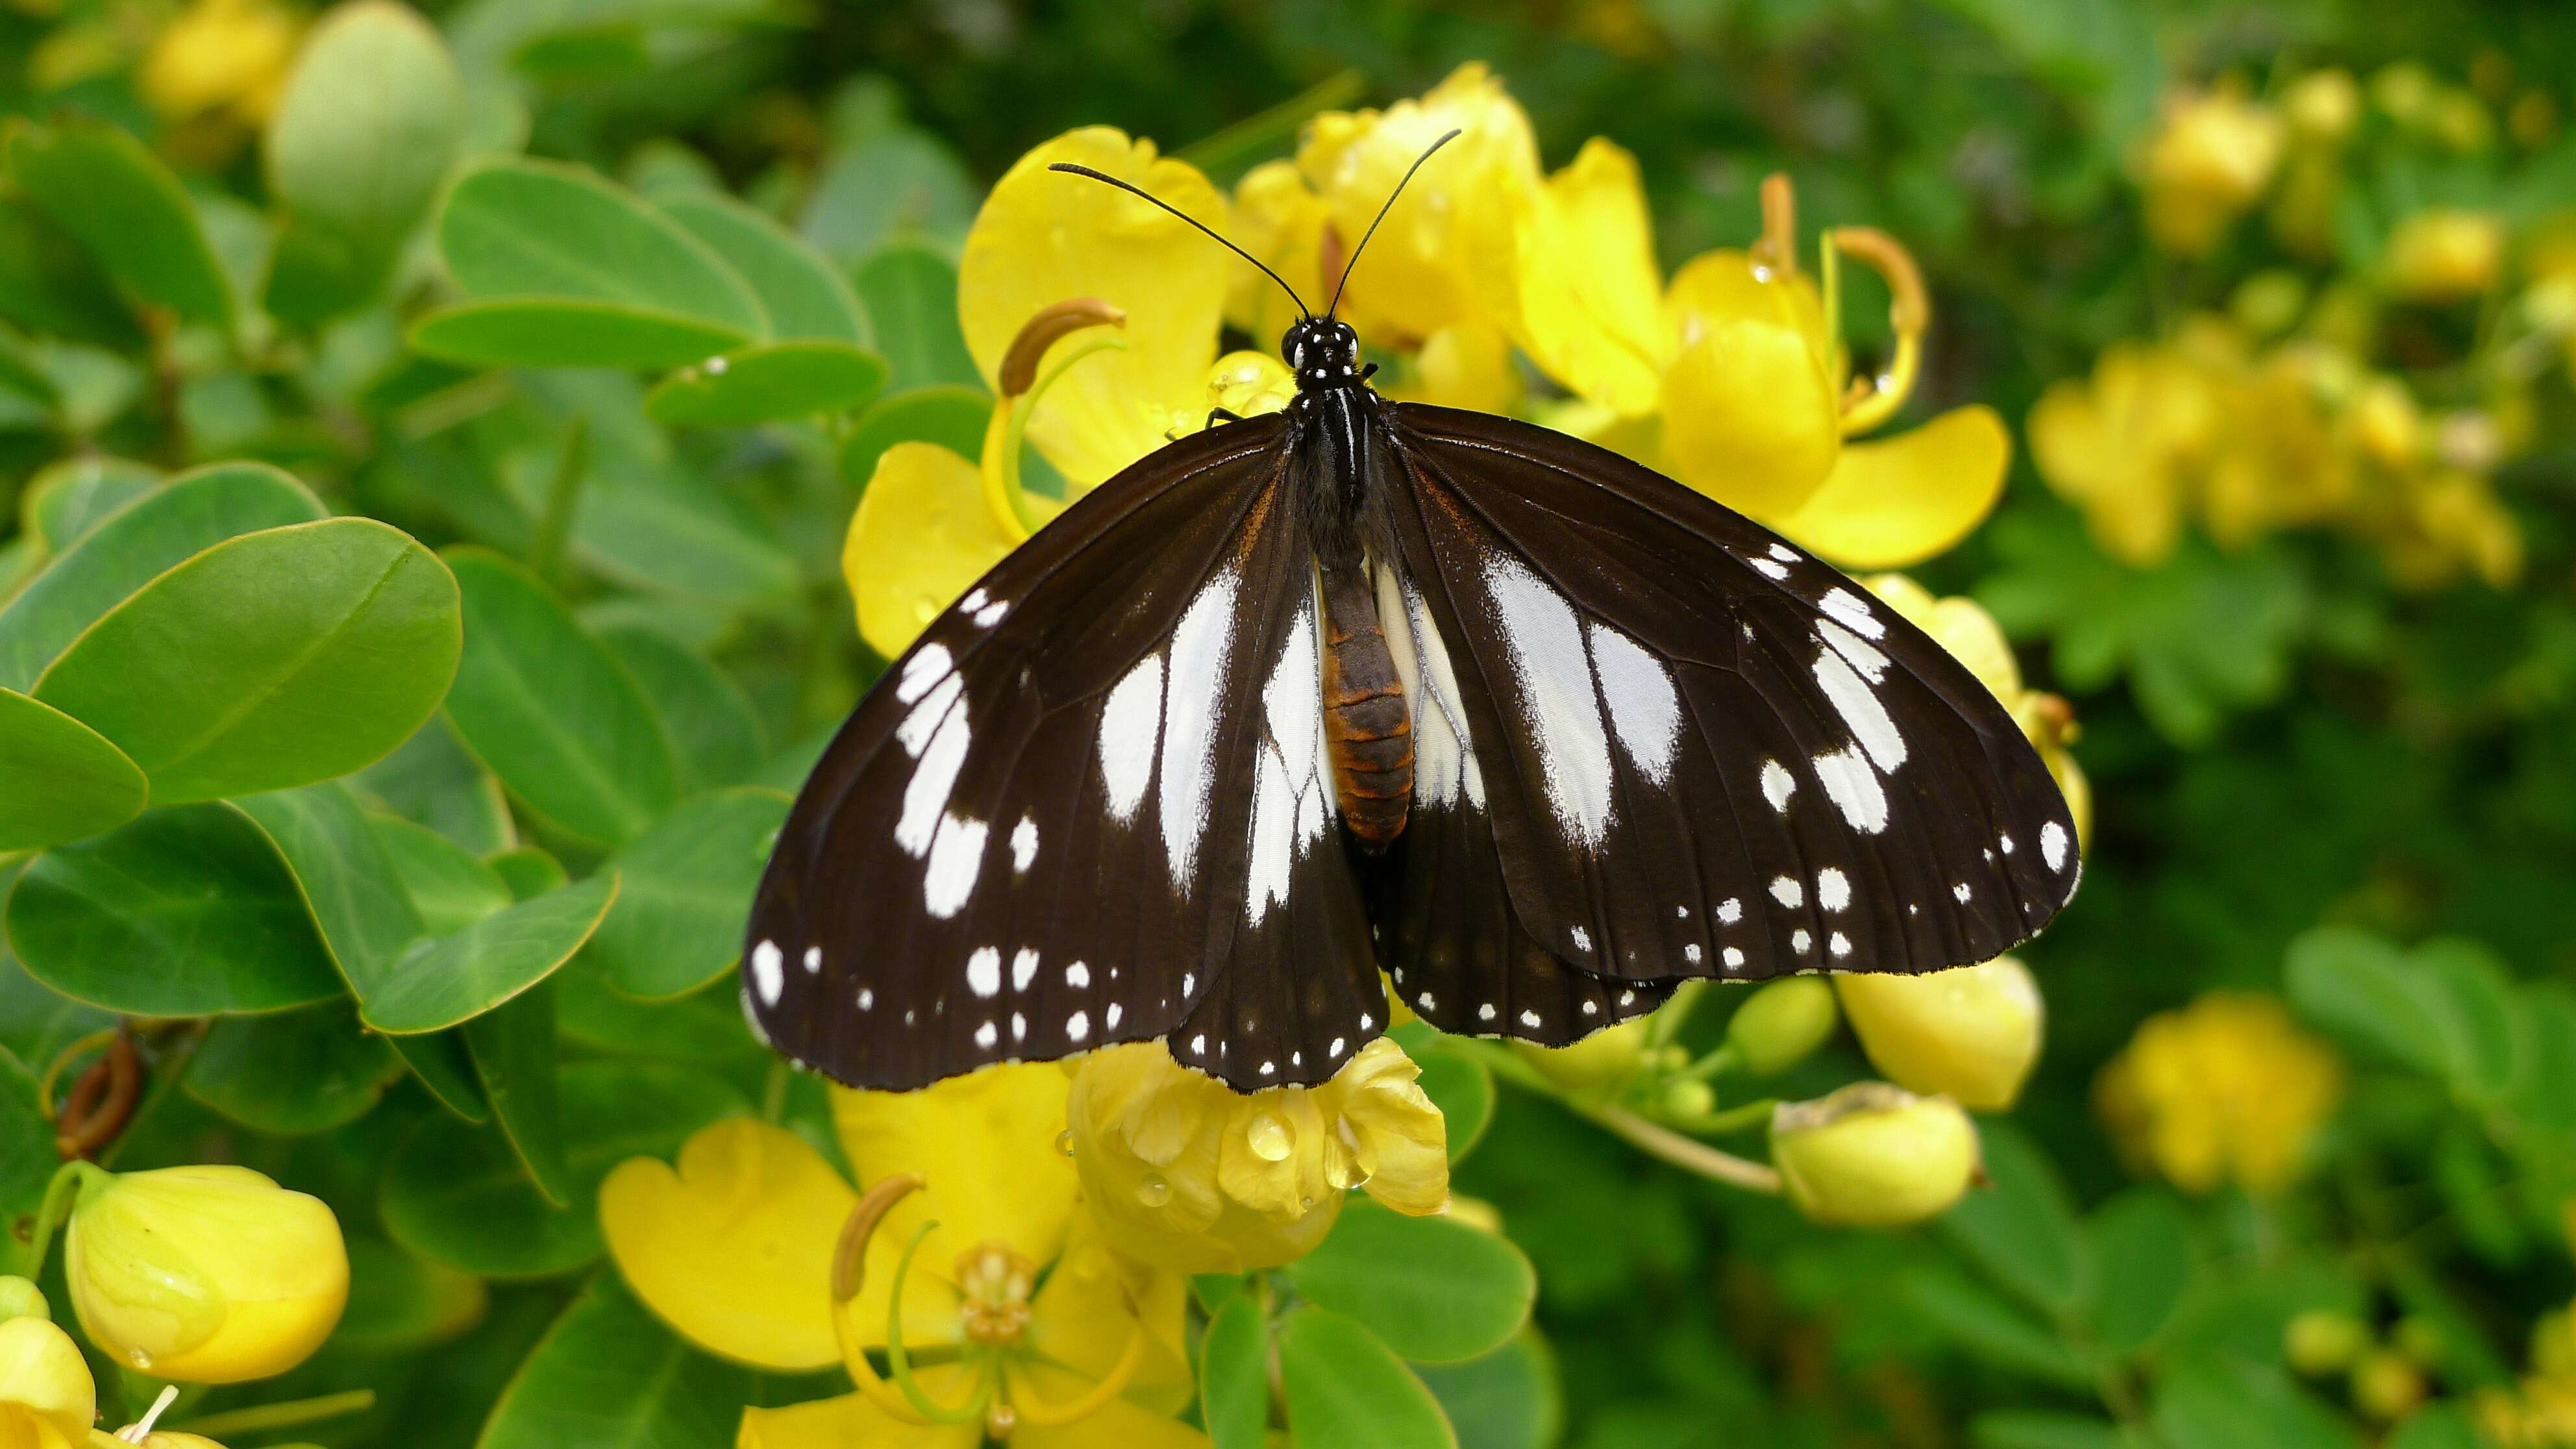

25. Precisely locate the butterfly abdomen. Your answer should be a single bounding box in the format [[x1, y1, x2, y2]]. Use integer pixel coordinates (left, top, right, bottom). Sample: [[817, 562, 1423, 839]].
[[1317, 558, 1412, 848]]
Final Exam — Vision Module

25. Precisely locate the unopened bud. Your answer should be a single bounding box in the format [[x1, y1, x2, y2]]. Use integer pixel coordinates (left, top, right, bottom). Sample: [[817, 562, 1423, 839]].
[[1726, 978, 1839, 1076], [0, 1277, 45, 1324], [1770, 1083, 1979, 1227], [2285, 1309, 2370, 1374], [1834, 958, 2043, 1111], [2351, 1349, 2427, 1421]]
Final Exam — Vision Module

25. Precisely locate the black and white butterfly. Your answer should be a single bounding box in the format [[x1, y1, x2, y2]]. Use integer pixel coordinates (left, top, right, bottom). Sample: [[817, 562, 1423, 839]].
[[743, 134, 2079, 1093]]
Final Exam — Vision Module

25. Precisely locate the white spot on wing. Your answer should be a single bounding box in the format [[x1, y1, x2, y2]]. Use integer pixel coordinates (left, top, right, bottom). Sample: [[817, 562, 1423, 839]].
[[1384, 570, 1483, 810], [1589, 621, 1681, 785], [1819, 588, 1886, 639], [1814, 647, 1907, 773], [1011, 816, 1038, 873], [965, 947, 1001, 998], [2041, 821, 2070, 871], [1011, 948, 1039, 992], [973, 599, 1009, 628], [1483, 556, 1613, 847], [750, 941, 782, 1005], [1106, 1002, 1122, 1029], [895, 645, 952, 704], [895, 671, 960, 756], [1159, 571, 1241, 886], [1770, 875, 1803, 909], [1098, 655, 1162, 824], [1723, 947, 1746, 969], [1519, 1009, 1542, 1028], [1768, 543, 1800, 563], [1718, 898, 1742, 924], [1684, 943, 1702, 964], [1818, 619, 1889, 683], [1065, 961, 1091, 989], [1571, 926, 1592, 952], [1066, 1011, 1089, 1042], [1761, 759, 1796, 813], [974, 1020, 997, 1048], [1751, 558, 1789, 580], [895, 696, 970, 856], [923, 813, 987, 918], [1812, 745, 1889, 833], [802, 946, 821, 973], [1816, 867, 1851, 912]]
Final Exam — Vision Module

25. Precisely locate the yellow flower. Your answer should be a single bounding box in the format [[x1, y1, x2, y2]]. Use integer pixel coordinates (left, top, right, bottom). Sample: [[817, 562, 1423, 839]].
[[2094, 992, 2342, 1196], [1224, 160, 1334, 351], [2285, 69, 2363, 146], [1725, 978, 1839, 1077], [602, 1067, 1200, 1448], [1065, 1038, 1447, 1274], [0, 1316, 93, 1449], [2384, 208, 2507, 303], [1294, 63, 1538, 347], [0, 1278, 43, 1325], [1834, 958, 2042, 1111], [2143, 88, 2285, 256], [2026, 337, 2220, 566], [138, 0, 299, 124], [64, 1165, 347, 1383], [1770, 1082, 1981, 1228]]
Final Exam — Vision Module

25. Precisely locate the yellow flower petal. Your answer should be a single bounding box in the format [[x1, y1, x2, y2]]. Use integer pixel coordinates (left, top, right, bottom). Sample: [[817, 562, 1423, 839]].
[[1863, 573, 2024, 704], [1661, 251, 1839, 515], [1506, 138, 1665, 417], [1226, 161, 1332, 349], [844, 441, 1015, 660], [1835, 958, 2044, 1111], [0, 1317, 94, 1443], [832, 1065, 1080, 1275], [960, 129, 1228, 488], [1011, 1361, 1211, 1449], [602, 1119, 904, 1371], [1317, 1038, 1450, 1217], [1767, 405, 2011, 569], [1298, 62, 1540, 345], [1025, 1215, 1192, 1416], [1398, 321, 1521, 414], [1206, 350, 1294, 421], [736, 1379, 984, 1449]]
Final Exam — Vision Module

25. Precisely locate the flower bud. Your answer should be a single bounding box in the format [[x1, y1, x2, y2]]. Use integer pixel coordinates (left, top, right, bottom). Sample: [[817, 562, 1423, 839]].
[[2351, 1349, 2427, 1420], [1726, 978, 1838, 1076], [0, 1278, 45, 1324], [1771, 1083, 1979, 1228], [66, 1165, 348, 1383], [1515, 1017, 1652, 1094], [2285, 70, 2361, 145], [2285, 1309, 2370, 1374], [1662, 1079, 1715, 1118], [2384, 210, 2505, 303], [1834, 958, 2043, 1111], [0, 1315, 95, 1446], [2350, 378, 2423, 469]]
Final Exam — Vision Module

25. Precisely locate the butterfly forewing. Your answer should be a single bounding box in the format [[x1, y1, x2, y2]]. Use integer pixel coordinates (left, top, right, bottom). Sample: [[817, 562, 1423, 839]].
[[1375, 402, 2079, 993], [745, 417, 1374, 1091]]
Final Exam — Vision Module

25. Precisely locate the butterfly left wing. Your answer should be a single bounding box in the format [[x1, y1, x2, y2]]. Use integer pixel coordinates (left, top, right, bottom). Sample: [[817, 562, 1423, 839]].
[[1371, 402, 2078, 1011], [747, 417, 1382, 1091]]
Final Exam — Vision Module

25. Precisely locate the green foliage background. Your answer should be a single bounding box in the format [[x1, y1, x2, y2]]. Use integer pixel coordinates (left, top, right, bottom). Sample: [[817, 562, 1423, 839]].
[[1, 1, 2572, 1447]]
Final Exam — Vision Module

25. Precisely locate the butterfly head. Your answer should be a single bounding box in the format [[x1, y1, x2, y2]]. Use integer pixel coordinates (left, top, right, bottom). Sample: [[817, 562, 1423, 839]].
[[1282, 317, 1365, 391]]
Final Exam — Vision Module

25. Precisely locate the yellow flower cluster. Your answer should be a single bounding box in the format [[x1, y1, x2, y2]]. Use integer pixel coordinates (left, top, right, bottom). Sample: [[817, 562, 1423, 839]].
[[601, 1043, 1447, 1445], [845, 66, 2022, 660], [2479, 1298, 2576, 1447], [2094, 992, 2344, 1196]]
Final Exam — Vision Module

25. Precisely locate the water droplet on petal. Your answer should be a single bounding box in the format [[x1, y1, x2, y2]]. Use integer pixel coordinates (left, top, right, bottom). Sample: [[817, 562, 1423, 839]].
[[1054, 1129, 1075, 1158], [1137, 1172, 1171, 1208], [1246, 1111, 1292, 1162]]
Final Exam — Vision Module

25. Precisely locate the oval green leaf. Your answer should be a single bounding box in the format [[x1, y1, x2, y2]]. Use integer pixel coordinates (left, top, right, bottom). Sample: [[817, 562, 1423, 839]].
[[480, 1275, 747, 1449], [6, 802, 344, 1015], [184, 996, 402, 1133], [354, 715, 516, 856], [1201, 1294, 1270, 1449], [265, 0, 464, 249], [442, 548, 682, 847], [644, 340, 887, 427], [19, 455, 161, 553], [371, 812, 514, 935], [363, 871, 617, 1034], [467, 984, 572, 1204], [410, 298, 752, 371], [0, 689, 146, 851], [0, 460, 325, 691], [1414, 1333, 1563, 1449], [438, 159, 765, 335], [853, 245, 980, 391], [328, 1235, 487, 1356], [32, 518, 462, 804], [1278, 1307, 1456, 1449], [598, 626, 767, 793], [589, 787, 789, 998], [658, 192, 869, 345], [6, 119, 232, 329], [836, 384, 989, 493], [1283, 1203, 1536, 1364]]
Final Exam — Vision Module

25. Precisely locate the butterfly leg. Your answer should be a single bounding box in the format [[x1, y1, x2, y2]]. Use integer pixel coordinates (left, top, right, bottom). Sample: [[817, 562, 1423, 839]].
[[1205, 407, 1246, 428]]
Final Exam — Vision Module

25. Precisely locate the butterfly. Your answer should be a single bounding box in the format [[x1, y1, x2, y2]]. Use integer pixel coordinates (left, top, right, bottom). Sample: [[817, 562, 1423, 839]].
[[743, 132, 2080, 1093]]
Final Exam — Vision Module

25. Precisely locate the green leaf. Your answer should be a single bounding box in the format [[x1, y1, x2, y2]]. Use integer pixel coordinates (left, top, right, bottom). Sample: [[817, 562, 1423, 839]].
[[1284, 1203, 1535, 1364], [643, 341, 887, 427], [1401, 1032, 1496, 1163], [2385, 1405, 2490, 1449], [2151, 1356, 2363, 1449], [0, 689, 146, 850], [1970, 1410, 2132, 1449], [598, 626, 767, 793], [1278, 1307, 1456, 1449], [184, 996, 402, 1133], [32, 519, 461, 804], [1201, 1293, 1270, 1449], [489, 847, 569, 902], [0, 932, 112, 1073], [2414, 937, 2529, 1106], [0, 460, 323, 691], [588, 787, 788, 999], [391, 1030, 490, 1124], [328, 1235, 487, 1355], [837, 384, 989, 492], [6, 803, 343, 1015], [380, 1059, 748, 1276], [852, 246, 981, 391], [354, 716, 515, 855], [1939, 1119, 2088, 1315], [233, 782, 428, 994], [371, 810, 514, 935], [467, 984, 573, 1204], [0, 1046, 53, 1231], [6, 119, 232, 329], [1413, 1332, 1563, 1449], [2083, 1189, 2193, 1354], [2285, 926, 2451, 1077], [439, 159, 765, 336], [19, 456, 162, 553], [539, 461, 799, 610], [801, 128, 976, 262], [442, 548, 682, 847], [265, 0, 465, 250], [362, 871, 616, 1034], [1898, 1264, 2096, 1390], [409, 298, 752, 370], [659, 192, 869, 345], [0, 201, 145, 350], [479, 1274, 747, 1449], [554, 957, 763, 1066]]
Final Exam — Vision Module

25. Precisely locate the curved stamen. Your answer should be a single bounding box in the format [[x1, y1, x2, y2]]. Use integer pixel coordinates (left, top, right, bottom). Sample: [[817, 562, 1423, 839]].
[[883, 1220, 990, 1425], [981, 316, 1128, 540], [1005, 1315, 1152, 1428], [830, 1176, 978, 1425], [1826, 226, 1929, 436]]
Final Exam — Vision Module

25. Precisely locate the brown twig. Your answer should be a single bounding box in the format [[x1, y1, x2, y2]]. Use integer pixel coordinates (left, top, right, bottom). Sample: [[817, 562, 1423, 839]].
[[53, 1027, 140, 1161]]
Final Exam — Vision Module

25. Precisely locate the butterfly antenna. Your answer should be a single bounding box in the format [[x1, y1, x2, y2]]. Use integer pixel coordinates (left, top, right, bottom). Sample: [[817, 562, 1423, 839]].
[[1048, 162, 1310, 319], [1327, 127, 1463, 319]]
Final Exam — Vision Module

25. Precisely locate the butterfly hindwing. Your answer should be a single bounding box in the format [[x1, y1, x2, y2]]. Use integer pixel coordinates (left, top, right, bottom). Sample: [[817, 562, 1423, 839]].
[[746, 416, 1377, 1091], [1375, 402, 2079, 993]]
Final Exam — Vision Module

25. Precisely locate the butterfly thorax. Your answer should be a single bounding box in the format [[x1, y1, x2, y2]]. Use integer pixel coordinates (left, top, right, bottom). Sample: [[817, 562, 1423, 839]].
[[1283, 317, 1414, 850]]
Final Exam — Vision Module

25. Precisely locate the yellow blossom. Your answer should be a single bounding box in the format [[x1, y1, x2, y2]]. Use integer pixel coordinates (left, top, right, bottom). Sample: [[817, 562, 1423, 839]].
[[1223, 160, 1333, 348], [138, 0, 299, 125], [2285, 70, 2362, 146], [602, 1067, 1201, 1448], [1065, 1038, 1447, 1274], [2094, 992, 2342, 1196], [1770, 1082, 1980, 1228], [2144, 89, 2285, 256], [64, 1165, 347, 1384], [1725, 978, 1839, 1076], [1834, 958, 2043, 1111], [0, 1315, 93, 1449], [2384, 208, 2507, 303], [2026, 336, 2220, 566]]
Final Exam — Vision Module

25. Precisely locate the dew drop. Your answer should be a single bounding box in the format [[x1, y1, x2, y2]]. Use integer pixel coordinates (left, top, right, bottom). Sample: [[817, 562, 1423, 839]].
[[127, 1348, 153, 1370], [1054, 1129, 1075, 1158], [1246, 1111, 1293, 1162], [1299, 1195, 1316, 1210], [1137, 1172, 1172, 1208]]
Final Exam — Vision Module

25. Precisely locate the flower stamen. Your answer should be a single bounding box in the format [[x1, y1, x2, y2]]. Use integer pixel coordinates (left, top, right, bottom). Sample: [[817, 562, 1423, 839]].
[[982, 303, 1130, 541], [1826, 225, 1929, 436], [1006, 1316, 1152, 1427], [829, 1174, 984, 1426]]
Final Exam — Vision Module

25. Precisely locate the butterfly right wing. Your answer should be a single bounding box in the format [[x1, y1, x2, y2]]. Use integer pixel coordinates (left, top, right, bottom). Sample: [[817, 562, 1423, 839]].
[[745, 416, 1381, 1091]]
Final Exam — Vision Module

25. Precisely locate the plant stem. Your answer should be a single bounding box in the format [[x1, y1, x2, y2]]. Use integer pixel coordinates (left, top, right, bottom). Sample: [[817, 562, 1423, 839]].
[[1589, 1104, 1782, 1194], [167, 1389, 377, 1439], [529, 415, 591, 587], [1177, 69, 1367, 182], [17, 1159, 106, 1280]]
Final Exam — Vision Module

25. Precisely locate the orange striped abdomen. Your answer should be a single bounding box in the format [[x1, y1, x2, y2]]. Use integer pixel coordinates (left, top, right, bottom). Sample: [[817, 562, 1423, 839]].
[[1318, 560, 1412, 848]]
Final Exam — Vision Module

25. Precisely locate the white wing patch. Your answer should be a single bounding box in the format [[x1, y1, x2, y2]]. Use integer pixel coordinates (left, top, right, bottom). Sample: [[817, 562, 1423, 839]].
[[1098, 655, 1161, 823], [1381, 568, 1485, 810], [1589, 620, 1681, 786], [1482, 556, 1613, 848], [1246, 588, 1332, 926], [922, 813, 987, 918], [1158, 572, 1241, 887]]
